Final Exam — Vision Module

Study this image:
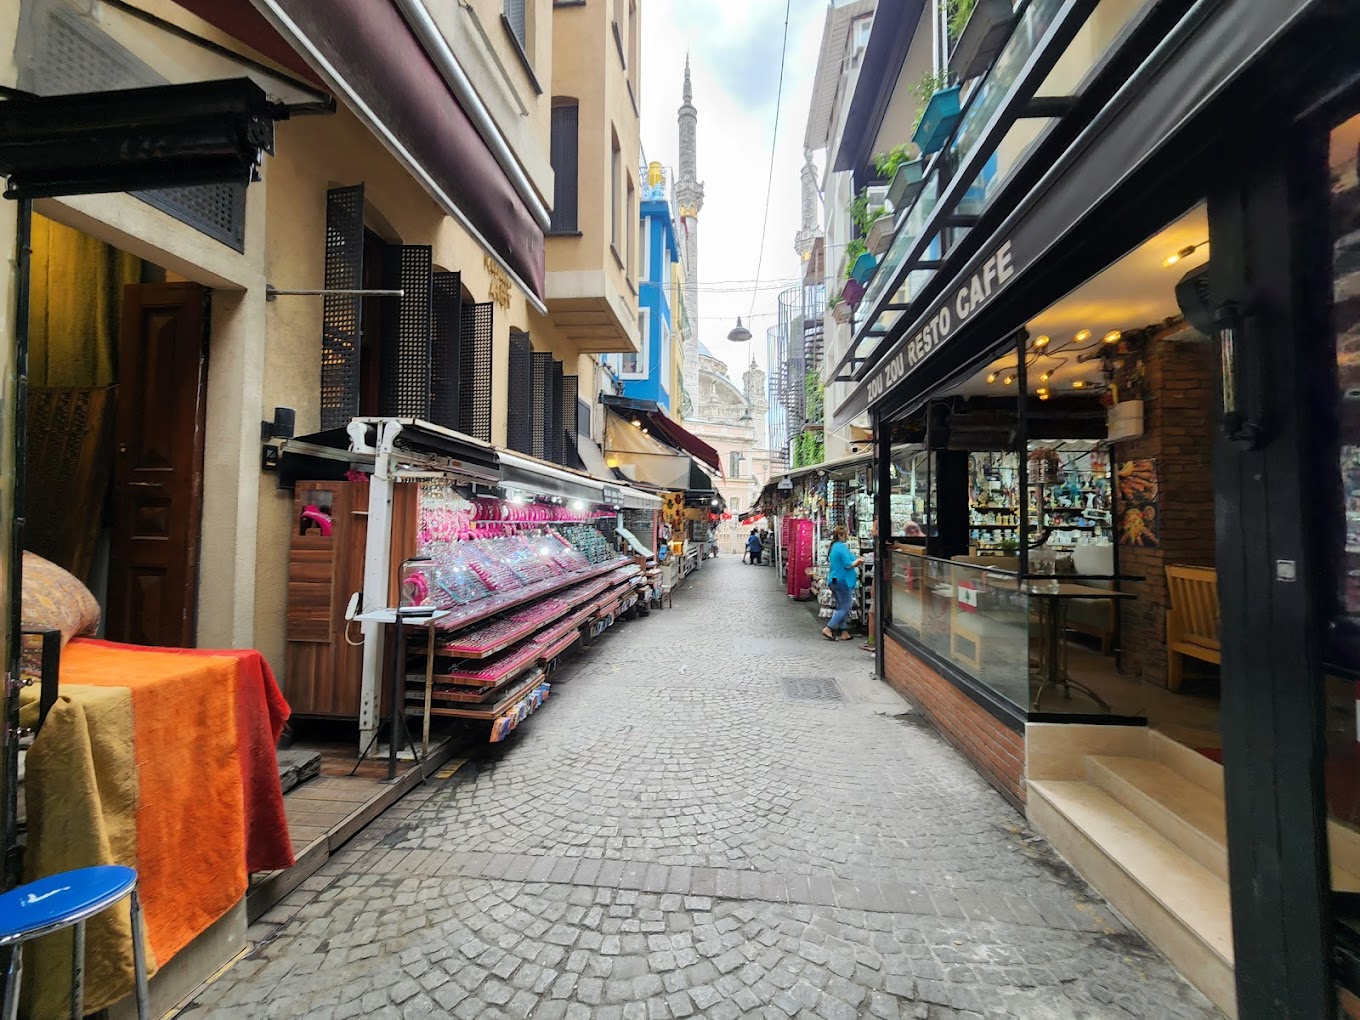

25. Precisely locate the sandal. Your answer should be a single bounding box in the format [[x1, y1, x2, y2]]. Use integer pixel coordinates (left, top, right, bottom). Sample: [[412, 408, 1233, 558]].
[[821, 629, 836, 641], [839, 633, 855, 641]]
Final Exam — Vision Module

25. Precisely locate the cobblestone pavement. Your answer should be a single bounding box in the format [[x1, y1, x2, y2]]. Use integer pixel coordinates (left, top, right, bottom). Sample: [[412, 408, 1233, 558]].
[[188, 557, 1220, 1019]]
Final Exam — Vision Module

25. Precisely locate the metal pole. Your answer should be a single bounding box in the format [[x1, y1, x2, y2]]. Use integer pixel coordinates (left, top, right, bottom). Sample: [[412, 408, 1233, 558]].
[[266, 286, 404, 300], [1016, 331, 1030, 579], [4, 199, 30, 891]]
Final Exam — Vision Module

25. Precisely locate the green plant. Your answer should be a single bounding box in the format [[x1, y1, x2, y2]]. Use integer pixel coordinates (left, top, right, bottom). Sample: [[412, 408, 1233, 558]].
[[828, 294, 843, 309], [843, 237, 867, 279], [874, 143, 918, 181], [793, 431, 825, 469], [804, 370, 825, 423], [947, 0, 977, 41]]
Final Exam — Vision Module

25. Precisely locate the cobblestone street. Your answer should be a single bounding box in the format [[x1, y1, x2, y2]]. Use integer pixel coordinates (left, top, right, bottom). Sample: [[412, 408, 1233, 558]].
[[188, 557, 1221, 1019]]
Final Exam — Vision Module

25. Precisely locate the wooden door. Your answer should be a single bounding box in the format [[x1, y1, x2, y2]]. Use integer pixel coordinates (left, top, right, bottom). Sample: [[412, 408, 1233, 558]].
[[106, 283, 209, 647]]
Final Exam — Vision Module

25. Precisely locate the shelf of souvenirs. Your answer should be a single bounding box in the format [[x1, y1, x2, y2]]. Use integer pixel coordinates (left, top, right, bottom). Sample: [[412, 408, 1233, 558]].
[[402, 566, 651, 725]]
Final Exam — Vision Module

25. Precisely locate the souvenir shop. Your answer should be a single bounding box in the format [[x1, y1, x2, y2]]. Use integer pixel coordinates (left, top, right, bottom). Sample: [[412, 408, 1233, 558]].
[[827, 2, 1360, 1014], [279, 420, 662, 750], [757, 453, 875, 629]]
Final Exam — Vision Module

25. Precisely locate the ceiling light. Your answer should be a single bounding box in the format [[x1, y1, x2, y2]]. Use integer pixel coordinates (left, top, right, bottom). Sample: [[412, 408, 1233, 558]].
[[1040, 371, 1051, 382], [631, 418, 641, 427], [986, 371, 998, 384], [1103, 330, 1121, 344], [1033, 335, 1050, 349], [1162, 243, 1201, 268], [1074, 329, 1092, 343], [1003, 374, 1014, 386], [1072, 380, 1086, 389], [727, 317, 752, 343], [1037, 387, 1050, 400]]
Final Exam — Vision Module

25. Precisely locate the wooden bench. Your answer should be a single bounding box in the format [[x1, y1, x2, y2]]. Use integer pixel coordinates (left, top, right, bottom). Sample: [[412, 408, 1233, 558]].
[[1165, 564, 1220, 690]]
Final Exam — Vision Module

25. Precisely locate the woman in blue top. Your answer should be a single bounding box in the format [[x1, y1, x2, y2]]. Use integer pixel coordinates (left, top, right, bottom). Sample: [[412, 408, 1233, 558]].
[[822, 526, 864, 641], [746, 529, 763, 565]]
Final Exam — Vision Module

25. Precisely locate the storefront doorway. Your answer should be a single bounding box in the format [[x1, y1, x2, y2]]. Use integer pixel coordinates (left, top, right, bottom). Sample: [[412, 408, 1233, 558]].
[[23, 214, 208, 647]]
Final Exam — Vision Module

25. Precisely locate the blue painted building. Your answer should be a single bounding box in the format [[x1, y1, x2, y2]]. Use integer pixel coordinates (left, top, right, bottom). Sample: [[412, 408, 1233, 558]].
[[610, 165, 680, 413]]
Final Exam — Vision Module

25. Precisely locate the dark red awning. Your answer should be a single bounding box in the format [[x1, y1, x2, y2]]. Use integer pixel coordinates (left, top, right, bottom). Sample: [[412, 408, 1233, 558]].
[[185, 0, 545, 299]]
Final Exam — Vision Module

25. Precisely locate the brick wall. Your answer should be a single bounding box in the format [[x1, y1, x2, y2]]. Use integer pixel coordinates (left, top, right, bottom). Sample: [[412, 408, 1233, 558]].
[[1112, 332, 1217, 687], [883, 634, 1026, 809]]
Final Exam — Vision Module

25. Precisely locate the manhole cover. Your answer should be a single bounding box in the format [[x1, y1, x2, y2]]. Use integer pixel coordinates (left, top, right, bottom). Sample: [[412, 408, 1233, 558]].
[[781, 677, 844, 702]]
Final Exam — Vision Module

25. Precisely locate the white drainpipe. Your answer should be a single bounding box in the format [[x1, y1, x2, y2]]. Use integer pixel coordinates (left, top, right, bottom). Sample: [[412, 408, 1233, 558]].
[[357, 419, 404, 752], [392, 0, 552, 232]]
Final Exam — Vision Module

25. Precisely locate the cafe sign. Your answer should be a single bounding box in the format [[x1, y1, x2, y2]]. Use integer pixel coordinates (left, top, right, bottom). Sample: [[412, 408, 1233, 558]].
[[840, 235, 1026, 426]]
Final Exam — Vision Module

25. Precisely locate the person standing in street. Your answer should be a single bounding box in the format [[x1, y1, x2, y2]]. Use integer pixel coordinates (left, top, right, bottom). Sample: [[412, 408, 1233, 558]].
[[746, 529, 762, 565], [822, 526, 863, 641]]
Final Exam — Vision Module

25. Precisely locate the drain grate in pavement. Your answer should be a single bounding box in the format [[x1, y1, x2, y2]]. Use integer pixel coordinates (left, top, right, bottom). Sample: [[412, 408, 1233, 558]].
[[781, 677, 844, 702]]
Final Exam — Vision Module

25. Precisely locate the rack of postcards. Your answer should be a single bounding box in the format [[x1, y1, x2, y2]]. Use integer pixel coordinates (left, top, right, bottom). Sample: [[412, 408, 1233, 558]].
[[397, 481, 653, 740]]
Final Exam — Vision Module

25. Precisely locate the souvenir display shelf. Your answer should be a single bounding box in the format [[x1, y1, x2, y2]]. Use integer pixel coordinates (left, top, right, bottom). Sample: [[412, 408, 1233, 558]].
[[394, 479, 652, 733], [967, 445, 1113, 553]]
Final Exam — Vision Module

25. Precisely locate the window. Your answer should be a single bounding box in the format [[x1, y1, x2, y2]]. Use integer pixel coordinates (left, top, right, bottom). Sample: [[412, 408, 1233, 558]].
[[612, 0, 626, 66], [639, 216, 649, 281], [729, 451, 744, 478], [627, 0, 639, 102], [620, 307, 648, 377], [549, 100, 579, 233], [504, 0, 527, 49], [626, 179, 636, 282], [610, 132, 622, 254]]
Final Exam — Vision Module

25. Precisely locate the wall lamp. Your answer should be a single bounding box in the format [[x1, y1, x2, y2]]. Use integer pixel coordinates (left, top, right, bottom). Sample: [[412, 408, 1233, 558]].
[[1216, 301, 1262, 449], [261, 406, 296, 471]]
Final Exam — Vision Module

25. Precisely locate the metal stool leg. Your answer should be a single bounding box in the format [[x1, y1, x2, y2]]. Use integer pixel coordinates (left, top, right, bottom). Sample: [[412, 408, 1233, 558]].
[[128, 889, 150, 1020], [71, 920, 85, 1020], [3, 943, 22, 1020]]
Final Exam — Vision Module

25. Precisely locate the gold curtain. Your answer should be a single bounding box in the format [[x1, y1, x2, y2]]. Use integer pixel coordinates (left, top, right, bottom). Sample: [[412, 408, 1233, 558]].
[[28, 215, 141, 387]]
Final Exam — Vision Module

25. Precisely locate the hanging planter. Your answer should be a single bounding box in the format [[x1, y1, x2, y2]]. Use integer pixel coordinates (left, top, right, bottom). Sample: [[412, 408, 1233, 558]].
[[841, 278, 866, 308], [887, 157, 925, 210], [949, 0, 1017, 83], [850, 251, 878, 285], [912, 85, 962, 155], [830, 300, 854, 324], [866, 212, 895, 256]]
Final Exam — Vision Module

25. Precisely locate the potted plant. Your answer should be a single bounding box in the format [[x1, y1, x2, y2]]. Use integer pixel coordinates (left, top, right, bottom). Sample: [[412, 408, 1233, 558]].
[[866, 209, 896, 256], [911, 72, 961, 155], [876, 144, 925, 210], [842, 236, 877, 285], [948, 0, 1016, 83], [829, 295, 853, 324], [841, 277, 866, 309]]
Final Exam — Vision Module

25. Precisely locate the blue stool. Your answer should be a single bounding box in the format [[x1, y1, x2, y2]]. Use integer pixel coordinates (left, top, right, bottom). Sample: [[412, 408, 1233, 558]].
[[0, 865, 149, 1020]]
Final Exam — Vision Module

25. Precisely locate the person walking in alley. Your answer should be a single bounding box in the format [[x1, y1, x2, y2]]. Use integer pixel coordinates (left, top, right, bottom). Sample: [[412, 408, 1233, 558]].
[[822, 525, 863, 641], [746, 529, 763, 565]]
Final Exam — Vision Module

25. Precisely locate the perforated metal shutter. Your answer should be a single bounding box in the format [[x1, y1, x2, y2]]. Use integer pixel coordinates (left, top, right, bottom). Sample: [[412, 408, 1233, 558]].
[[458, 302, 495, 443], [430, 272, 463, 430], [560, 374, 583, 470], [379, 245, 433, 418], [530, 352, 555, 462], [504, 0, 527, 47], [507, 332, 534, 454], [549, 360, 565, 465], [549, 103, 579, 234], [320, 185, 365, 431]]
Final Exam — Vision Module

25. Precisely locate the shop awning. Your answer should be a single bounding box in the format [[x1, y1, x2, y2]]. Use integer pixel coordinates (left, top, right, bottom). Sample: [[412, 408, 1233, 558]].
[[277, 417, 500, 488], [242, 0, 546, 303], [498, 451, 606, 505], [776, 450, 876, 485], [601, 395, 721, 472]]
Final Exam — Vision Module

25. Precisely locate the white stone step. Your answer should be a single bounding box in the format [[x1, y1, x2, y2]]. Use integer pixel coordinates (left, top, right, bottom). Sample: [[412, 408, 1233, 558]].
[[1087, 755, 1229, 882], [1027, 778, 1237, 1018]]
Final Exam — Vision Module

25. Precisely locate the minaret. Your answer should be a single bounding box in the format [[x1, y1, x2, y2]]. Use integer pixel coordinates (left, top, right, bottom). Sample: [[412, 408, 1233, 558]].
[[676, 55, 705, 405], [793, 150, 822, 263]]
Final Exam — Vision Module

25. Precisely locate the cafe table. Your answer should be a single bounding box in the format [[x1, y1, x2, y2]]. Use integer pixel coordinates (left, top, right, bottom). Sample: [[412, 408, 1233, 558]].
[[1019, 582, 1136, 710]]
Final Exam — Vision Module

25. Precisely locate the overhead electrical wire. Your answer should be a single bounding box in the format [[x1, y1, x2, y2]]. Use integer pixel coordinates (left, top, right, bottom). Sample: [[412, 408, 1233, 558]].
[[745, 0, 794, 324]]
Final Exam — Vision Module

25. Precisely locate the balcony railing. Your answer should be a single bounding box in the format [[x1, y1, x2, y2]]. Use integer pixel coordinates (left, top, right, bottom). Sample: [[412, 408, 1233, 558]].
[[832, 0, 1149, 384]]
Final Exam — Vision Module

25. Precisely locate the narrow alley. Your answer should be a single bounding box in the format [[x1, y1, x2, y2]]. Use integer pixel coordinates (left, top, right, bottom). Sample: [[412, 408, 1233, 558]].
[[187, 559, 1219, 1020]]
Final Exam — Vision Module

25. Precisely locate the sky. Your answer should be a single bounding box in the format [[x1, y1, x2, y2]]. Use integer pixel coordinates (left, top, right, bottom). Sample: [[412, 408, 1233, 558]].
[[638, 0, 828, 381]]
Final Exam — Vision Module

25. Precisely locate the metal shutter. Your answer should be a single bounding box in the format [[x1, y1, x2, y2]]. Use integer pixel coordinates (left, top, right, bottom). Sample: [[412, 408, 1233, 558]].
[[507, 332, 533, 454], [320, 184, 364, 431], [429, 271, 463, 430], [549, 360, 565, 465], [549, 103, 579, 234], [379, 245, 433, 418], [530, 352, 555, 462], [504, 0, 526, 47], [458, 302, 495, 442], [561, 374, 583, 470]]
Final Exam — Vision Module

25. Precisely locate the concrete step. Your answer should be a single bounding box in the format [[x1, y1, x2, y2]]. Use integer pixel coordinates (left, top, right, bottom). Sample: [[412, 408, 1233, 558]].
[[1027, 778, 1236, 1018], [1087, 755, 1229, 882]]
